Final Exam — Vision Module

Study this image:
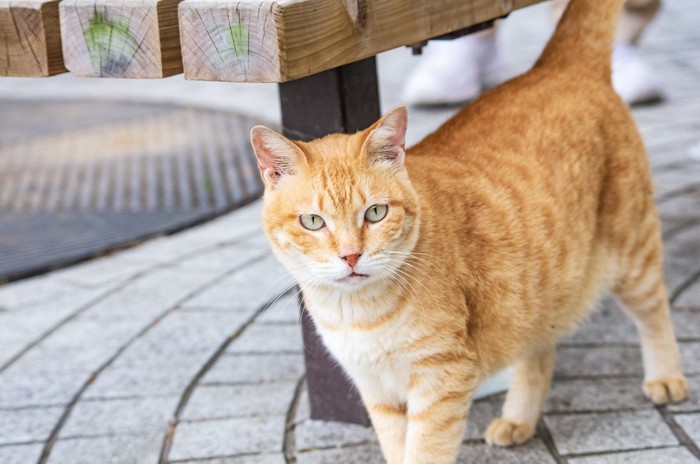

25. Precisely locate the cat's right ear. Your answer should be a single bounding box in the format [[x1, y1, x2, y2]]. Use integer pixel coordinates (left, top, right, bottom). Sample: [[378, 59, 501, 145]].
[[362, 105, 408, 170], [250, 126, 306, 188]]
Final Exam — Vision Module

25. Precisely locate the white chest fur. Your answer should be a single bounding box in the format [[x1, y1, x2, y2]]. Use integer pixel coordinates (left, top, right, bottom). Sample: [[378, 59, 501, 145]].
[[308, 296, 414, 401]]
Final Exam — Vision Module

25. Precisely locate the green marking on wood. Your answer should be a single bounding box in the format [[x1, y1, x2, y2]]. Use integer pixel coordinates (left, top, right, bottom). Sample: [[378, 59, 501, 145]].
[[209, 21, 249, 64], [84, 12, 139, 76]]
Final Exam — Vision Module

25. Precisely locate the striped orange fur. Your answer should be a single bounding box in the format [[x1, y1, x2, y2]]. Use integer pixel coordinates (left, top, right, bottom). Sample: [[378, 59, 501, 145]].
[[251, 0, 689, 462]]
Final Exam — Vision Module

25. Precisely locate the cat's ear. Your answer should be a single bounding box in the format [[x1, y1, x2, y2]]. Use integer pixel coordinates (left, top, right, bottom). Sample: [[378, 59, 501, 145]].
[[362, 105, 408, 169], [250, 126, 306, 188]]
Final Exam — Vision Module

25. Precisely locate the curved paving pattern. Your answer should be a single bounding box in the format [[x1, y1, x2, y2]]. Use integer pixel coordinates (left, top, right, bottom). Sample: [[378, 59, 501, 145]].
[[0, 0, 700, 463]]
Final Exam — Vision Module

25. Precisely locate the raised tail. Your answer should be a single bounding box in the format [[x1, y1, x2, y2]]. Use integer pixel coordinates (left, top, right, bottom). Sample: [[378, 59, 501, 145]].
[[535, 0, 625, 80]]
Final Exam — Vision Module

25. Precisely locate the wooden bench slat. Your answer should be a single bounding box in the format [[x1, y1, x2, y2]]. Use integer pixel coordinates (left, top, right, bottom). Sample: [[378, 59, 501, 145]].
[[178, 0, 541, 83], [0, 0, 65, 77], [59, 0, 184, 78]]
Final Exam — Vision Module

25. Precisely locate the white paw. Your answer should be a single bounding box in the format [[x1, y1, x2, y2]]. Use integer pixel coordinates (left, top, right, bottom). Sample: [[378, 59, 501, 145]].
[[484, 418, 535, 447], [643, 376, 689, 404]]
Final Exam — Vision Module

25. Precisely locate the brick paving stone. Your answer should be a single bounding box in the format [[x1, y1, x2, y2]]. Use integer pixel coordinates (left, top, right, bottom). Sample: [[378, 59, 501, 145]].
[[295, 420, 377, 451], [181, 382, 297, 421], [0, 371, 86, 409], [669, 375, 700, 413], [561, 299, 639, 346], [174, 454, 286, 464], [182, 257, 294, 311], [80, 290, 186, 323], [680, 342, 700, 375], [296, 443, 385, 464], [169, 416, 285, 461], [117, 235, 217, 265], [457, 439, 557, 464], [568, 447, 699, 464], [0, 276, 74, 310], [174, 202, 264, 244], [545, 410, 678, 456], [0, 406, 64, 445], [12, 318, 143, 374], [201, 353, 304, 385], [546, 377, 651, 413], [665, 225, 700, 293], [675, 413, 700, 447], [0, 341, 26, 367], [256, 294, 301, 324], [174, 242, 269, 275], [84, 311, 249, 399], [0, 286, 110, 346], [676, 280, 700, 309], [226, 324, 303, 354], [48, 430, 163, 464], [83, 268, 222, 321], [554, 342, 700, 378], [59, 397, 179, 438], [49, 254, 153, 288], [106, 311, 248, 362], [654, 169, 700, 199], [294, 386, 311, 425], [673, 310, 700, 341], [658, 193, 700, 225], [554, 346, 643, 379], [0, 443, 43, 464], [662, 218, 692, 238], [122, 267, 222, 297], [83, 364, 197, 399]]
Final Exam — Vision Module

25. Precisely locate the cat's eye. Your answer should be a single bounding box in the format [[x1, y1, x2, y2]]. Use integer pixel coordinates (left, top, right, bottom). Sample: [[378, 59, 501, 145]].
[[365, 204, 388, 223], [300, 214, 325, 231]]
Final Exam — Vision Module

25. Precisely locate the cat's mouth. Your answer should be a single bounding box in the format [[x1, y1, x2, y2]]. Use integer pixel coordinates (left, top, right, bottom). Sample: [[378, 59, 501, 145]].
[[336, 272, 369, 283]]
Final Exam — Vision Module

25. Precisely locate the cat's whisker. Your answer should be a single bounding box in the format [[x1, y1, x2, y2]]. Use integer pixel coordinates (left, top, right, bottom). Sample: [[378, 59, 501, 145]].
[[383, 251, 443, 273], [259, 265, 320, 322]]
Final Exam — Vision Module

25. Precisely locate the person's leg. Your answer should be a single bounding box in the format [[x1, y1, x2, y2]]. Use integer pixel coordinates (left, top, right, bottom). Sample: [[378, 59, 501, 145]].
[[617, 0, 661, 45], [402, 28, 498, 106]]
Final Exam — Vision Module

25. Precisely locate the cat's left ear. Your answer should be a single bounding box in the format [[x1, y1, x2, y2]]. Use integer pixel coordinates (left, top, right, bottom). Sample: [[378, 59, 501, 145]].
[[362, 105, 408, 170], [250, 126, 306, 188]]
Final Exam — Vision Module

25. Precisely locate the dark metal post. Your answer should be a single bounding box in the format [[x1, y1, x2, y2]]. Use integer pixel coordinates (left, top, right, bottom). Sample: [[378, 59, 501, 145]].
[[278, 57, 380, 425]]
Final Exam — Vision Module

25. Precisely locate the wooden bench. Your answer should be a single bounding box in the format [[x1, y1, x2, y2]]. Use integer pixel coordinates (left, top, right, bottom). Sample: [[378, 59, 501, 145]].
[[0, 0, 543, 424]]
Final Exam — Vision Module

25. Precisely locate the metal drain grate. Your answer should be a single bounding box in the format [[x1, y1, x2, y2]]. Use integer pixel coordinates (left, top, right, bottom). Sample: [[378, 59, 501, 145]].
[[0, 100, 264, 281]]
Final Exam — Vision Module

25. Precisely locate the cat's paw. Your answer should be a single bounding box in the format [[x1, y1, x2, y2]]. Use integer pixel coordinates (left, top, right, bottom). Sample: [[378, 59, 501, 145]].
[[643, 376, 689, 404], [484, 418, 535, 447]]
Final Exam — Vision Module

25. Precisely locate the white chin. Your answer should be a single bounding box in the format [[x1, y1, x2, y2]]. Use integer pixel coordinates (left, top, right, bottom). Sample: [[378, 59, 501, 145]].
[[334, 274, 371, 288]]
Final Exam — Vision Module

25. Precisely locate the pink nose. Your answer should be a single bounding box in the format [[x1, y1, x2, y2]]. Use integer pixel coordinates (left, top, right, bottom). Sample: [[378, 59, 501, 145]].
[[341, 253, 361, 269]]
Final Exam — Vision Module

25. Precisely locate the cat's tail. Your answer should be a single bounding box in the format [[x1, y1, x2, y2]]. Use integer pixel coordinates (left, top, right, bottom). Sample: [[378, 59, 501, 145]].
[[534, 0, 625, 80]]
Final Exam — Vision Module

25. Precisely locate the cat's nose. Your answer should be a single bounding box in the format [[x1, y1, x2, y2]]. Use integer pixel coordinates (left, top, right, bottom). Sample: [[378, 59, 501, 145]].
[[341, 253, 361, 269]]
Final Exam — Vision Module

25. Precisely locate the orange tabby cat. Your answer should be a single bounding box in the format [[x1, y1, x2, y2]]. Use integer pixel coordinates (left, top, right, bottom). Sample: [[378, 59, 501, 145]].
[[250, 0, 689, 462]]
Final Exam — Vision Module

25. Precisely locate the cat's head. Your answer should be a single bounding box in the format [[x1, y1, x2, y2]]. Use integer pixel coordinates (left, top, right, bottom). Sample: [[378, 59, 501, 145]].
[[251, 106, 420, 293]]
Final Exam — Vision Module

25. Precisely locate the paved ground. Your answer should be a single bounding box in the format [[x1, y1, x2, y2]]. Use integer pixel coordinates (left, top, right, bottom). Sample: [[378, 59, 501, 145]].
[[1, 1, 700, 463]]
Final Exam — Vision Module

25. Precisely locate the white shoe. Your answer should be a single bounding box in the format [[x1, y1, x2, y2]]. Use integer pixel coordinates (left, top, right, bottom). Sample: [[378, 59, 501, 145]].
[[402, 32, 499, 106], [612, 42, 664, 105]]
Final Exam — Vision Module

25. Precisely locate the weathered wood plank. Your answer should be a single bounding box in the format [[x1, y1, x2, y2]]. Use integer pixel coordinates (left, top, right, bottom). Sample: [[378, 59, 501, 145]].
[[178, 0, 543, 83], [0, 0, 65, 77], [59, 0, 183, 78]]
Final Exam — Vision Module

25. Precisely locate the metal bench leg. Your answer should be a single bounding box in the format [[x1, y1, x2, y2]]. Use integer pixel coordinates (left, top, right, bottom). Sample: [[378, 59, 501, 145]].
[[278, 56, 380, 425]]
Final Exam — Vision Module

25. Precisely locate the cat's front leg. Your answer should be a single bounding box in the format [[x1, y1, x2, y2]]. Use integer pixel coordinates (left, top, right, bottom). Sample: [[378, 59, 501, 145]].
[[366, 402, 408, 464], [350, 370, 408, 464], [403, 354, 479, 464]]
